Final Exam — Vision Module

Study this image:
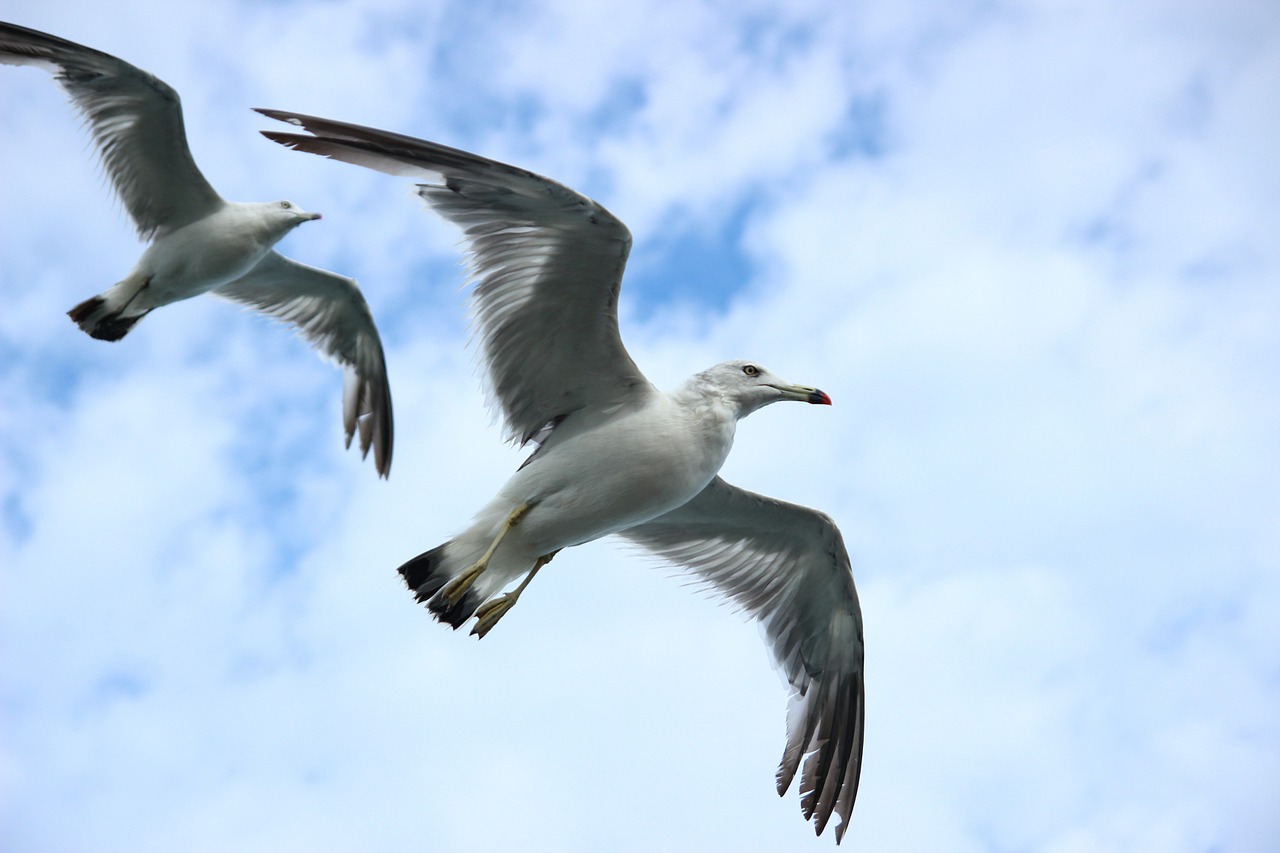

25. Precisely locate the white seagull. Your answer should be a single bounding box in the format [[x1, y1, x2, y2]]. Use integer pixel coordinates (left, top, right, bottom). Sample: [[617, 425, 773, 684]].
[[259, 109, 865, 842], [0, 22, 393, 477]]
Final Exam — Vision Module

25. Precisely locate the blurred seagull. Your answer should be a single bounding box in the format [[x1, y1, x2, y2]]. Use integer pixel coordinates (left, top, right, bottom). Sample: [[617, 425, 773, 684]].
[[259, 109, 865, 842], [0, 22, 393, 477]]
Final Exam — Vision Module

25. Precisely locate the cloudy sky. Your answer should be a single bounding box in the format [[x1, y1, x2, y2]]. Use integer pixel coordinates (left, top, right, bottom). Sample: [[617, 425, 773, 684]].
[[2, 1, 1277, 850]]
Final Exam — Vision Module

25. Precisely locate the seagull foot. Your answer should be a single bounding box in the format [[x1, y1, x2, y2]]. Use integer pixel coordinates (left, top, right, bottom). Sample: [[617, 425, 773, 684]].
[[471, 593, 519, 638], [441, 560, 487, 605], [467, 549, 559, 639]]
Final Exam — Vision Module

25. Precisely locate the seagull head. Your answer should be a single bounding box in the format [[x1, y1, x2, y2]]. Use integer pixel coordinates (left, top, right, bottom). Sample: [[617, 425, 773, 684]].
[[694, 360, 832, 418], [266, 199, 323, 228]]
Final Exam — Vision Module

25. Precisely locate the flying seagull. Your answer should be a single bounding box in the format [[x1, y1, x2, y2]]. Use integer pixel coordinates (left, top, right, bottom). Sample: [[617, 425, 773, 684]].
[[0, 22, 393, 477], [259, 109, 865, 842]]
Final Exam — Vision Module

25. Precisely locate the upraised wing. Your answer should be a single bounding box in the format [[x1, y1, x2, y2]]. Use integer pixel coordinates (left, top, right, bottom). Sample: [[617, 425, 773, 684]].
[[0, 21, 223, 239], [214, 252, 394, 477], [256, 108, 652, 446], [622, 476, 865, 843]]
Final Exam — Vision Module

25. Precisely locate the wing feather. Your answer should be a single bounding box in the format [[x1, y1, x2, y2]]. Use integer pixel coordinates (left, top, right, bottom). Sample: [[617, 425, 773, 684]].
[[255, 109, 653, 445], [214, 252, 394, 477], [0, 21, 223, 238], [622, 477, 865, 843]]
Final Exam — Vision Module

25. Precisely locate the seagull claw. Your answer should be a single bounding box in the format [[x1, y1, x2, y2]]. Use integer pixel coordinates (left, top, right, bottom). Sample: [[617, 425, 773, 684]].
[[467, 549, 559, 639], [471, 593, 518, 638]]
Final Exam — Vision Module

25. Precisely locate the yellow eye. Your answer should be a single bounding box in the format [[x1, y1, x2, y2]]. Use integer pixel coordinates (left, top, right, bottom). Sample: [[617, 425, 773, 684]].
[[279, 201, 291, 209], [742, 364, 760, 377]]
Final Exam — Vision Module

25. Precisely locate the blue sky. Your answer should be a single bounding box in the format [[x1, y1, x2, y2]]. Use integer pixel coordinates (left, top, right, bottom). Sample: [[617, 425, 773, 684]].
[[2, 1, 1278, 851]]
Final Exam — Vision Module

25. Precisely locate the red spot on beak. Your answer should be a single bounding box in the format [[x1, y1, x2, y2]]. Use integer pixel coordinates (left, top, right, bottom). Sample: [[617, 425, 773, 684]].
[[811, 389, 832, 405]]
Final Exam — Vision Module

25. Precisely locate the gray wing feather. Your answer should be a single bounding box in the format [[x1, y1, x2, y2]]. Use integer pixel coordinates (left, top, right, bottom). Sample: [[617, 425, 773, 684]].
[[255, 109, 652, 446], [622, 477, 865, 843], [0, 21, 223, 238], [214, 252, 394, 477]]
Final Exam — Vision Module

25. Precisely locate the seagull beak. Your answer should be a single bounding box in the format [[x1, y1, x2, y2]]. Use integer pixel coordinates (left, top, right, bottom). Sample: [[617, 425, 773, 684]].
[[305, 211, 323, 221], [769, 383, 832, 405]]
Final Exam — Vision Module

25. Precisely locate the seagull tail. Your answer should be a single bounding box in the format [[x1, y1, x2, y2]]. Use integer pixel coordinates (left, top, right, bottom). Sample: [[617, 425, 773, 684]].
[[67, 295, 149, 341], [395, 542, 482, 629]]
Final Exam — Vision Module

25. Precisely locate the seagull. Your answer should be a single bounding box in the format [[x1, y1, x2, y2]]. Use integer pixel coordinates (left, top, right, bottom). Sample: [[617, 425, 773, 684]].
[[0, 22, 393, 477], [259, 109, 865, 842]]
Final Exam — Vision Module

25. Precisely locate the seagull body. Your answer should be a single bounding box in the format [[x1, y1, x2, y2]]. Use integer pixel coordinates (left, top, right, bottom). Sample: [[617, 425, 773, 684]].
[[0, 21, 393, 476], [260, 109, 865, 842], [77, 200, 321, 337], [438, 361, 825, 609]]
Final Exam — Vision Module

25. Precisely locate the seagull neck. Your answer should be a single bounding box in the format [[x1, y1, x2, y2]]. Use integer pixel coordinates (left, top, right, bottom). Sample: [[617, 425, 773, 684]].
[[660, 385, 739, 480], [671, 382, 743, 430], [678, 375, 758, 419]]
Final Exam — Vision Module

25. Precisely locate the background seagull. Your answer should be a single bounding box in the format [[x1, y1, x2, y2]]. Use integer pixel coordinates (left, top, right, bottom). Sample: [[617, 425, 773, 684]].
[[259, 109, 865, 842], [0, 22, 393, 477]]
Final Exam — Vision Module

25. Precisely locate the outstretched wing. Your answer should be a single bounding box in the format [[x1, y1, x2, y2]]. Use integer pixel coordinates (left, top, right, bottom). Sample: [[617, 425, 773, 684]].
[[256, 108, 652, 446], [214, 252, 394, 478], [622, 476, 865, 843], [0, 21, 223, 238]]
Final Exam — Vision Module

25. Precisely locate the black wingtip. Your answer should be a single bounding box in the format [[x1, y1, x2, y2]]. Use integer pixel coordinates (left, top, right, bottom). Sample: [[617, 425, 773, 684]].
[[260, 129, 305, 148], [373, 391, 394, 479], [253, 107, 305, 126]]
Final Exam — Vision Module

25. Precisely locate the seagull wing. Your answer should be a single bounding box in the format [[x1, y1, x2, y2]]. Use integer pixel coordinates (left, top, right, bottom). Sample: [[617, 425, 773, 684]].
[[256, 108, 651, 446], [214, 252, 394, 477], [622, 476, 865, 843], [0, 21, 223, 239]]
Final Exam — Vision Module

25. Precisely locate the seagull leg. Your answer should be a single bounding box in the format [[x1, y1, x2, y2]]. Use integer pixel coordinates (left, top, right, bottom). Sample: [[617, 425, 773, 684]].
[[117, 277, 151, 313], [470, 550, 560, 639], [441, 502, 532, 605]]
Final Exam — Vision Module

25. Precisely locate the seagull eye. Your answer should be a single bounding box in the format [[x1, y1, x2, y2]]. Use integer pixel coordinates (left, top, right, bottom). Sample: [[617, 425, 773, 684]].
[[742, 364, 760, 377], [279, 201, 291, 209]]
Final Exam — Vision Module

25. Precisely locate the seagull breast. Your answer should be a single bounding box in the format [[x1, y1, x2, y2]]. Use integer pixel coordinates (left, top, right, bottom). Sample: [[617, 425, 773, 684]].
[[504, 393, 739, 552]]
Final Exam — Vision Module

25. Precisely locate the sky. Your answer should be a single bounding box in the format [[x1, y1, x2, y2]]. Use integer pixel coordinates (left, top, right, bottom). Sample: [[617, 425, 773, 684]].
[[1, 1, 1277, 851]]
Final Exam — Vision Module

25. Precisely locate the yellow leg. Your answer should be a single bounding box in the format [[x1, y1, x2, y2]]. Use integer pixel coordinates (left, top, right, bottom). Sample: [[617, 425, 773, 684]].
[[441, 503, 531, 605], [470, 550, 559, 639]]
